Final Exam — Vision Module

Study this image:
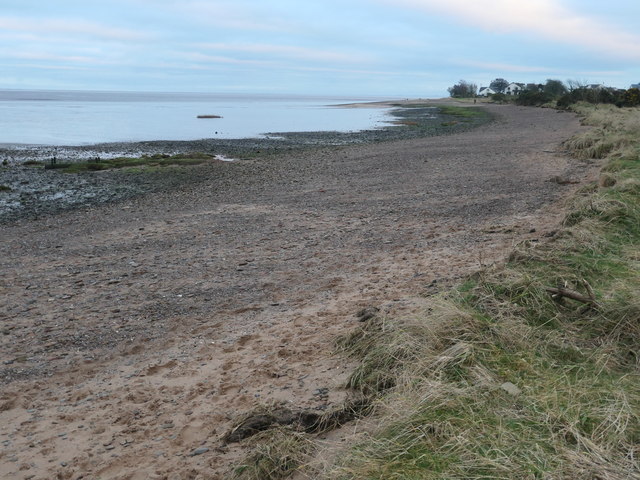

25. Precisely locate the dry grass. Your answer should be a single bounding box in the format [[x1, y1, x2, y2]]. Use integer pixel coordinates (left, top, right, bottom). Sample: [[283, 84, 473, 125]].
[[321, 105, 640, 479], [563, 103, 640, 160], [232, 104, 640, 479], [233, 428, 314, 480]]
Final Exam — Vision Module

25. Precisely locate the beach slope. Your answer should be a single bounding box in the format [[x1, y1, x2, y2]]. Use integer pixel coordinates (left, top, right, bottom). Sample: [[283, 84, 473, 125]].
[[0, 103, 596, 479]]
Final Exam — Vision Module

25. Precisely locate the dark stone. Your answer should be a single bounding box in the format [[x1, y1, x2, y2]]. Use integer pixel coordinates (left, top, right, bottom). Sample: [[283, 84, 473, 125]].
[[189, 447, 209, 456], [356, 306, 379, 322]]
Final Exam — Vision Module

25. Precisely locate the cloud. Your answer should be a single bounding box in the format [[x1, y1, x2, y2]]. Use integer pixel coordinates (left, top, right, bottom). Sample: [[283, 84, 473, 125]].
[[2, 62, 91, 71], [176, 1, 295, 32], [291, 65, 437, 78], [0, 16, 150, 42], [454, 60, 551, 73], [195, 43, 369, 64], [4, 51, 96, 63], [576, 70, 626, 77], [184, 52, 276, 67], [382, 0, 640, 61]]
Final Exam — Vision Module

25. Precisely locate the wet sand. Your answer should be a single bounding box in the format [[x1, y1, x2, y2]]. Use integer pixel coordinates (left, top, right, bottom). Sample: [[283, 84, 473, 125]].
[[0, 102, 596, 479]]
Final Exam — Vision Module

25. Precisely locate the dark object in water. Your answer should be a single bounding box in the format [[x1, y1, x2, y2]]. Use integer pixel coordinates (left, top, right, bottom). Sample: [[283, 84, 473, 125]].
[[197, 115, 222, 119]]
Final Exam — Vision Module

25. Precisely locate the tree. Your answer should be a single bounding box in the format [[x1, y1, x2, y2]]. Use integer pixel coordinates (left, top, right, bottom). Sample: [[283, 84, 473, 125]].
[[489, 78, 509, 94], [543, 79, 567, 97], [566, 79, 587, 92], [447, 80, 478, 98]]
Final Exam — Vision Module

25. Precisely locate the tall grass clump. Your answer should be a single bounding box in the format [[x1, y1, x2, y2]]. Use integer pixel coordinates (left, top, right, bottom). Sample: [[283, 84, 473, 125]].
[[233, 428, 314, 480], [323, 105, 640, 479]]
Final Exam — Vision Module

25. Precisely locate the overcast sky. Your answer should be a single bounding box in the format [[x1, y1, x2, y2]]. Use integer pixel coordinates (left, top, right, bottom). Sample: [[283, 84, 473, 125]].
[[1, 0, 639, 97]]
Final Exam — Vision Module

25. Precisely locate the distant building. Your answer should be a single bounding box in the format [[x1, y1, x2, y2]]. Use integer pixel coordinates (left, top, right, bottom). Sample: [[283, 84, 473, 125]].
[[631, 83, 640, 89], [505, 82, 525, 95], [478, 87, 496, 96]]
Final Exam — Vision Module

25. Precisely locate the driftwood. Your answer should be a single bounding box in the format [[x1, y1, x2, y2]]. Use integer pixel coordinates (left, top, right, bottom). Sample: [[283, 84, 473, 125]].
[[223, 396, 372, 443], [545, 280, 598, 310]]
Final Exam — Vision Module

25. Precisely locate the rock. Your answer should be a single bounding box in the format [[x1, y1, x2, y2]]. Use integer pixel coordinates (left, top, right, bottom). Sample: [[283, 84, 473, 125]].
[[500, 382, 521, 396], [356, 306, 379, 322], [599, 174, 617, 188], [549, 176, 579, 185], [189, 447, 209, 456]]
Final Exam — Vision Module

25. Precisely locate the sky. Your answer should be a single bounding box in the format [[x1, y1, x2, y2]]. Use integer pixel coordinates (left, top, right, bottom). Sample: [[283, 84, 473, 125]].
[[1, 0, 639, 97]]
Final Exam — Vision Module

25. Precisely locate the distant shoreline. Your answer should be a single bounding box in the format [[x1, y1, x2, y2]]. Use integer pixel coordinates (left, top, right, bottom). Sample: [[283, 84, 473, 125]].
[[0, 99, 492, 223], [0, 91, 410, 146], [0, 99, 490, 164]]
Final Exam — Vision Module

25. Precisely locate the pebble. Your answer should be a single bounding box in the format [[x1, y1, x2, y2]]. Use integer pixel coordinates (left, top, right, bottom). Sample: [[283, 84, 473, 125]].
[[313, 387, 329, 400], [500, 382, 521, 396], [188, 447, 209, 457]]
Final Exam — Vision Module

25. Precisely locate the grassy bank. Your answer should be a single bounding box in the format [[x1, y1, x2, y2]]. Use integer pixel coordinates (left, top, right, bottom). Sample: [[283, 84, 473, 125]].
[[233, 104, 639, 479], [38, 152, 221, 173]]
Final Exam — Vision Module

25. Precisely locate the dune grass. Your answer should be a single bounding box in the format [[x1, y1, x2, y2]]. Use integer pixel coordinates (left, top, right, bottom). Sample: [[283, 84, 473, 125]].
[[234, 428, 314, 480], [324, 103, 640, 480], [231, 103, 640, 479]]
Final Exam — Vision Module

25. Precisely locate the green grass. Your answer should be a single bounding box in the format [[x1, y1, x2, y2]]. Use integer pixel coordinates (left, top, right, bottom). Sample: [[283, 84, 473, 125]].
[[323, 105, 640, 480], [41, 152, 220, 173], [23, 160, 43, 167], [438, 105, 484, 118], [231, 104, 640, 480]]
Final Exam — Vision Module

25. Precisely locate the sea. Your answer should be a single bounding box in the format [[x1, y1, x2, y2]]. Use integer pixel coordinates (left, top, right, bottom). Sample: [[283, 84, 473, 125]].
[[0, 90, 398, 146]]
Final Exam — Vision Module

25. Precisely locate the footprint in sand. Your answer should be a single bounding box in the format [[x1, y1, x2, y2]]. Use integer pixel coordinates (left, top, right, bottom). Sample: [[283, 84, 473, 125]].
[[144, 359, 177, 376]]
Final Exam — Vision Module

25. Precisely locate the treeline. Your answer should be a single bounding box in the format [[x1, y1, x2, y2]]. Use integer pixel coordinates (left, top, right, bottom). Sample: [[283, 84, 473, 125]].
[[447, 80, 478, 98], [448, 78, 640, 108]]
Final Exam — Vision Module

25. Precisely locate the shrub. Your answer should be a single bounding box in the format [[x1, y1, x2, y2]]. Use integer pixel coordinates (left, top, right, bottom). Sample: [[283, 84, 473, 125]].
[[543, 79, 567, 97], [621, 88, 640, 107], [557, 88, 625, 109], [514, 90, 552, 106]]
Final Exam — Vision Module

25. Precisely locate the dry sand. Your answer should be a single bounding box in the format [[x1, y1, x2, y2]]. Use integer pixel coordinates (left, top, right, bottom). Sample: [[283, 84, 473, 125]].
[[0, 102, 597, 479]]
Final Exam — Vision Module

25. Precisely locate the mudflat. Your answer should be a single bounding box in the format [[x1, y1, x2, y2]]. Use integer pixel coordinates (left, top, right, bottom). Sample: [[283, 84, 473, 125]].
[[0, 102, 596, 479]]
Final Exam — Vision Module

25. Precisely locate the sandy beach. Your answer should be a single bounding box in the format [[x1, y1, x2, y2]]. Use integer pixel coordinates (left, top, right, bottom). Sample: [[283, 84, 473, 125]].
[[0, 102, 597, 479]]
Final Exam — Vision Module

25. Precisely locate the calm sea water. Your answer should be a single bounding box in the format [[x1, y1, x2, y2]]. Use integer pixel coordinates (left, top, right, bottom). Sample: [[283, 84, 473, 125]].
[[0, 90, 396, 146]]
